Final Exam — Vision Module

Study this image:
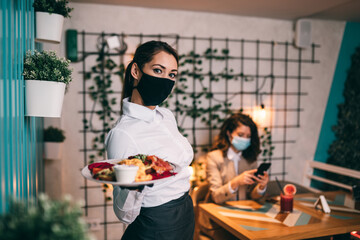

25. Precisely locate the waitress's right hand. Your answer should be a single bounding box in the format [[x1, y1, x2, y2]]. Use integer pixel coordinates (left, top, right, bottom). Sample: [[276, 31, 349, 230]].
[[230, 169, 257, 190]]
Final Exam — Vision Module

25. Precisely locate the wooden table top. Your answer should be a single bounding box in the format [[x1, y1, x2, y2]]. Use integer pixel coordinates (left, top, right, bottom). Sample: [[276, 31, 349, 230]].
[[199, 191, 360, 240]]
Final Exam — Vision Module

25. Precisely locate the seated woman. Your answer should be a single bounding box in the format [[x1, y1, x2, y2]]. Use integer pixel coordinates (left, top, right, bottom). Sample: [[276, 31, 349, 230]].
[[197, 113, 270, 239], [206, 112, 269, 203]]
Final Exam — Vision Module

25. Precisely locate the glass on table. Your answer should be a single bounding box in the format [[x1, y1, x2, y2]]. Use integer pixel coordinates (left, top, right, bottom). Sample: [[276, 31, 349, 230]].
[[280, 193, 293, 213]]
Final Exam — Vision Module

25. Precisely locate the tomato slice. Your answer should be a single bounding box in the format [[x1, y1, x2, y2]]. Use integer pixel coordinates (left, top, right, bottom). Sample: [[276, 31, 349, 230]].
[[150, 171, 176, 180], [88, 162, 114, 173]]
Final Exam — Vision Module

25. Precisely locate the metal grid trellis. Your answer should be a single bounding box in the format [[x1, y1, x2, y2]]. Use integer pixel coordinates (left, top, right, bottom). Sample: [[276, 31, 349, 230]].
[[76, 31, 320, 240]]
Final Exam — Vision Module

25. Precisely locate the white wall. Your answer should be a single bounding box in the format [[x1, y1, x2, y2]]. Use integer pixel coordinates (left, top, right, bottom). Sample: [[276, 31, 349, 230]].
[[44, 2, 344, 239]]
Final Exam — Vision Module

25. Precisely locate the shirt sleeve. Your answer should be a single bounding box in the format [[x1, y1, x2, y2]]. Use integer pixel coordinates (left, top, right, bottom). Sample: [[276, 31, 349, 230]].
[[105, 128, 139, 159], [228, 182, 238, 194], [112, 186, 146, 224], [257, 185, 267, 195], [106, 128, 144, 223]]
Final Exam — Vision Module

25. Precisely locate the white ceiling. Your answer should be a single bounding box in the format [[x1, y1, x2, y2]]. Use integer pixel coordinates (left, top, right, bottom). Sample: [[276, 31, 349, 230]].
[[70, 0, 360, 22]]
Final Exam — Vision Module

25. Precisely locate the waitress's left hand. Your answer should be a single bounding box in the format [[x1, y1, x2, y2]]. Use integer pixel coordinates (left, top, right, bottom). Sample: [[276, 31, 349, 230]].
[[252, 172, 269, 190]]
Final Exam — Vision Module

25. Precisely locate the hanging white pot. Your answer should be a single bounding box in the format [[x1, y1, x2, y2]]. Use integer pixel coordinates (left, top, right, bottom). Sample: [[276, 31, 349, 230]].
[[25, 80, 66, 118], [35, 12, 64, 43], [44, 142, 63, 160]]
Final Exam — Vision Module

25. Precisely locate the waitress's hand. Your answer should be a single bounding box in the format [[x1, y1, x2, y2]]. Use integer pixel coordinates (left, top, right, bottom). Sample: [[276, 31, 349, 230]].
[[252, 172, 269, 190], [230, 169, 257, 190]]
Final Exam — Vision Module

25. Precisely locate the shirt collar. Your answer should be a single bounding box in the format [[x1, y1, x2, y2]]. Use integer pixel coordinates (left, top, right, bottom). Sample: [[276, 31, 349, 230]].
[[122, 97, 163, 123], [227, 147, 242, 161]]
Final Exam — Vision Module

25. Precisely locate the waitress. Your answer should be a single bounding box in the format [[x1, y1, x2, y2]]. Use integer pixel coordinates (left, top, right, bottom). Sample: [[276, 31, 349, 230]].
[[105, 41, 194, 240]]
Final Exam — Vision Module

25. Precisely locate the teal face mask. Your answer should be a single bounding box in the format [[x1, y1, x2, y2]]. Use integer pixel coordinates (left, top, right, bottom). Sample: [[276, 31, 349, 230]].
[[231, 136, 251, 151]]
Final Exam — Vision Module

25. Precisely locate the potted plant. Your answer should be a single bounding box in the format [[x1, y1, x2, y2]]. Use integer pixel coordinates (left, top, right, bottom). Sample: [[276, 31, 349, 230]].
[[23, 50, 72, 118], [44, 126, 66, 160], [33, 0, 73, 43], [0, 194, 93, 240]]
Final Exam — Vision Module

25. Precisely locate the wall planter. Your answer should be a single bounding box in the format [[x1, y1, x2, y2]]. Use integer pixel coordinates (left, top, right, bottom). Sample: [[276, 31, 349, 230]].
[[33, 0, 73, 43], [23, 50, 72, 118], [44, 142, 63, 160], [25, 80, 66, 117], [35, 12, 64, 43], [43, 126, 65, 160]]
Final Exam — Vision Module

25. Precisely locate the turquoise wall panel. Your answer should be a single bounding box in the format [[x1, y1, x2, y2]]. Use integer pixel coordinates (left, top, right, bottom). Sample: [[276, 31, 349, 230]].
[[312, 22, 360, 189], [314, 22, 360, 163], [0, 0, 43, 213]]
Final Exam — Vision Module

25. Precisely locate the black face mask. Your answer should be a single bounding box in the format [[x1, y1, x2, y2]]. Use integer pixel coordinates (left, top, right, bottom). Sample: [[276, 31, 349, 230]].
[[133, 72, 175, 106]]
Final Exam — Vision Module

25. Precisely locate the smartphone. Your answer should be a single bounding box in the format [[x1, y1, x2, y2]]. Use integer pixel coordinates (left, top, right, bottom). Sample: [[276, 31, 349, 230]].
[[254, 162, 271, 177]]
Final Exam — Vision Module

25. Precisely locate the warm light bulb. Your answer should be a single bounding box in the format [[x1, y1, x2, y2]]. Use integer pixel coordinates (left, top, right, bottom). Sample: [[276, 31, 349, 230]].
[[253, 105, 267, 126]]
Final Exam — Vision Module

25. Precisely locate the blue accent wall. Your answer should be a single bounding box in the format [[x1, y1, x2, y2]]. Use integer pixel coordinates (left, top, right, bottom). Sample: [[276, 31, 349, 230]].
[[314, 22, 360, 163], [0, 0, 43, 213]]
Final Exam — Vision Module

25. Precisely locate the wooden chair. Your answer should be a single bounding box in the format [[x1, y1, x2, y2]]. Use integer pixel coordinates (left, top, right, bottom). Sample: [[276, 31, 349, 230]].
[[191, 182, 211, 240], [303, 160, 360, 192], [303, 160, 360, 209], [192, 182, 239, 240]]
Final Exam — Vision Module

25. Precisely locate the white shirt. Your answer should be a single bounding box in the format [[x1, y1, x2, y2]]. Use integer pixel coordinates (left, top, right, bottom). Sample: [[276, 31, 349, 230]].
[[227, 147, 267, 195], [105, 98, 194, 207], [227, 147, 241, 175]]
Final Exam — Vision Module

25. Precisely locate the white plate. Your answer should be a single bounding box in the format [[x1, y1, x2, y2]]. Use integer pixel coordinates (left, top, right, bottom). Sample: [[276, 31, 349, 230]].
[[81, 158, 178, 187]]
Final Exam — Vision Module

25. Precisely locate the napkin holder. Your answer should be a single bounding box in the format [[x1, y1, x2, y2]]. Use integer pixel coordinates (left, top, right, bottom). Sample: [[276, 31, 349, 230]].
[[314, 195, 331, 213]]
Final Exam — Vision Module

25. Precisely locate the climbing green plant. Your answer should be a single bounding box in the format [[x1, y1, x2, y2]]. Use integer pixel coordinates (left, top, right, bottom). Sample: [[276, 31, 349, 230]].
[[163, 48, 240, 152], [84, 55, 125, 163], [163, 47, 263, 153], [260, 127, 274, 162]]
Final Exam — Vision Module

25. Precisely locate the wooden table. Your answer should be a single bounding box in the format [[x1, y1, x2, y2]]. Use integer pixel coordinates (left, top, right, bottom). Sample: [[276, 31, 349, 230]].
[[199, 191, 360, 240]]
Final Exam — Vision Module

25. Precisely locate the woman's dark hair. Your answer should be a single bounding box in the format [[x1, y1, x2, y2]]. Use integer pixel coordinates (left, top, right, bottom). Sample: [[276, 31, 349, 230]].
[[211, 113, 261, 163], [121, 40, 179, 105]]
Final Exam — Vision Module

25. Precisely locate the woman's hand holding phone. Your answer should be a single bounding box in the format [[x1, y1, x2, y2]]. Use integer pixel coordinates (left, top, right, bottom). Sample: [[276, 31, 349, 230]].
[[252, 172, 269, 190], [252, 162, 271, 189], [230, 169, 257, 190], [254, 163, 271, 177], [231, 167, 270, 190]]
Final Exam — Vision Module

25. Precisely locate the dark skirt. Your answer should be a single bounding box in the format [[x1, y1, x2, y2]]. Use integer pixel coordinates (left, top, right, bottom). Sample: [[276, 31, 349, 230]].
[[121, 192, 195, 240]]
